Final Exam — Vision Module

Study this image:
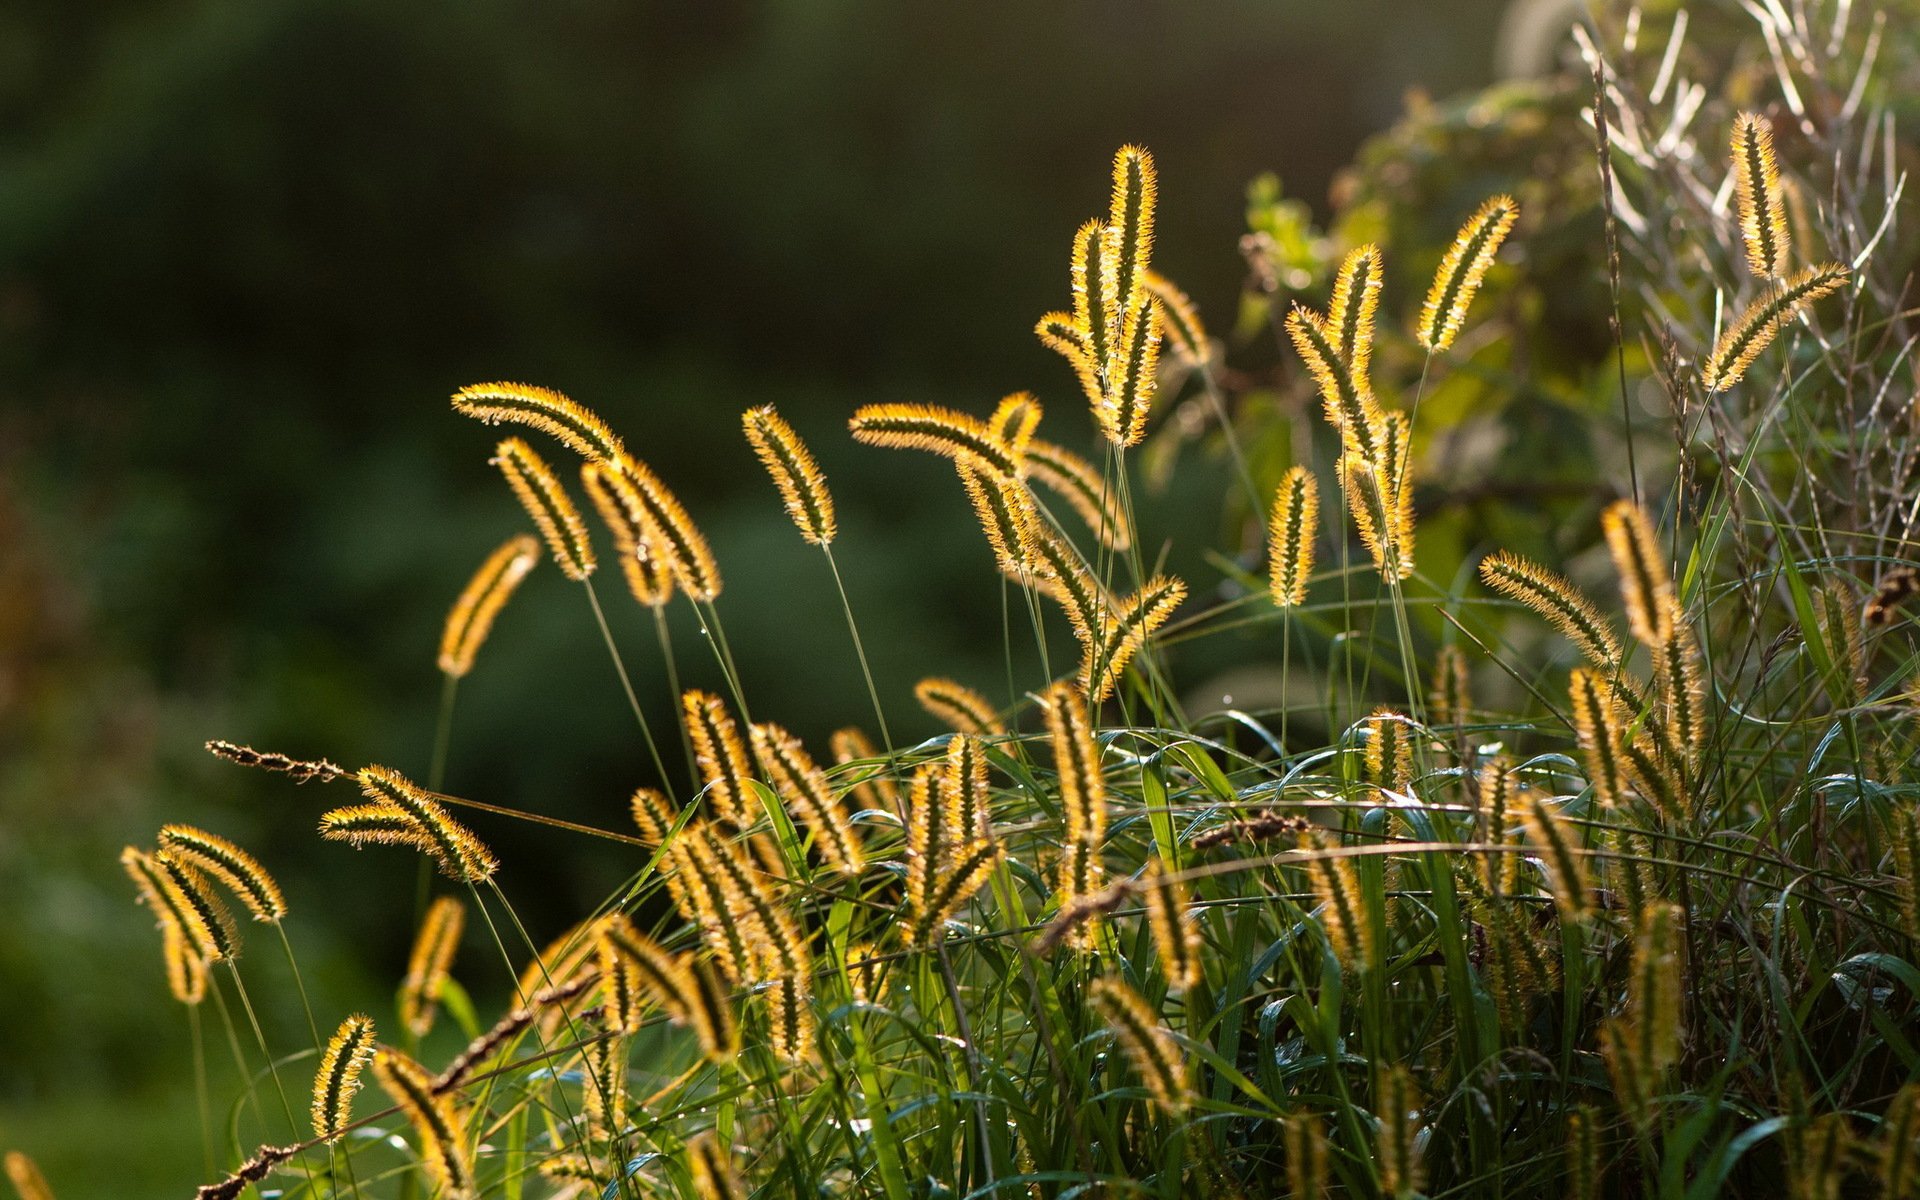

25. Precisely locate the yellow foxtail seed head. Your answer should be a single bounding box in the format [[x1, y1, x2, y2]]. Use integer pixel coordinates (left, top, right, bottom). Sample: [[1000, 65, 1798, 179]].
[[687, 1130, 744, 1200], [1479, 551, 1622, 668], [830, 726, 901, 817], [1375, 1064, 1426, 1197], [1430, 644, 1472, 728], [681, 952, 741, 1064], [1287, 305, 1382, 460], [1143, 857, 1201, 994], [606, 451, 722, 600], [1046, 682, 1108, 847], [1145, 270, 1208, 365], [437, 534, 541, 676], [1569, 667, 1629, 809], [348, 766, 498, 882], [958, 462, 1041, 581], [742, 405, 836, 546], [1088, 975, 1189, 1116], [1299, 827, 1375, 972], [127, 849, 234, 964], [4, 1153, 55, 1200], [943, 734, 992, 845], [400, 896, 465, 1038], [579, 463, 674, 608], [157, 824, 286, 922], [1601, 501, 1673, 647], [913, 677, 1004, 737], [681, 690, 757, 829], [1284, 1116, 1329, 1199], [1701, 262, 1849, 392], [451, 380, 626, 464], [162, 925, 206, 1005], [1096, 297, 1162, 448], [1418, 194, 1518, 352], [1103, 145, 1158, 339], [1036, 309, 1102, 405], [749, 722, 864, 875], [1568, 1107, 1602, 1200], [1477, 756, 1516, 896], [1268, 465, 1318, 609], [371, 1048, 475, 1199], [1629, 901, 1684, 1076], [311, 1014, 375, 1143], [1024, 437, 1132, 550], [987, 392, 1043, 459], [1657, 605, 1706, 770], [848, 403, 1024, 476], [492, 437, 594, 581], [1361, 709, 1413, 793], [1083, 575, 1186, 704], [1731, 113, 1789, 278], [1327, 243, 1383, 382], [1522, 794, 1591, 921]]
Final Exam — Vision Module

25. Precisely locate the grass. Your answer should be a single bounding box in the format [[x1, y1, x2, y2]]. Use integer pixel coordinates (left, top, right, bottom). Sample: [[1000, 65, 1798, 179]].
[[9, 5, 1920, 1198]]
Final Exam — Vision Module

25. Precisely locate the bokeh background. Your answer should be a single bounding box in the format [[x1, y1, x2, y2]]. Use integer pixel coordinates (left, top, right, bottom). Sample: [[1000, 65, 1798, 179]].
[[0, 0, 1562, 1192]]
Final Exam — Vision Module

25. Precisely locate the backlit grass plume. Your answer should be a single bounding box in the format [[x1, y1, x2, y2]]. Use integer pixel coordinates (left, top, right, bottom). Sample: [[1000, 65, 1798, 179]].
[[848, 404, 1024, 476], [1145, 271, 1208, 365], [1083, 575, 1186, 703], [580, 463, 675, 608], [1731, 113, 1789, 278], [436, 534, 541, 676], [682, 690, 758, 829], [451, 381, 627, 465], [492, 437, 596, 582], [1700, 261, 1850, 392], [399, 895, 464, 1038], [743, 405, 836, 546], [122, 846, 229, 967], [3, 1153, 53, 1200], [1143, 857, 1201, 994], [1268, 465, 1318, 608], [1374, 1064, 1426, 1199], [830, 726, 900, 817], [156, 824, 286, 923], [749, 721, 865, 874], [913, 677, 1003, 736], [1601, 500, 1673, 647], [1522, 794, 1591, 921], [1568, 667, 1629, 809], [311, 1014, 375, 1143], [1416, 194, 1517, 352], [603, 452, 724, 600], [688, 1131, 744, 1200], [1047, 682, 1108, 951], [1089, 976, 1190, 1116], [320, 765, 498, 882], [1327, 243, 1383, 380], [1287, 304, 1382, 461], [1479, 551, 1622, 669], [1298, 828, 1374, 972], [371, 1047, 475, 1199]]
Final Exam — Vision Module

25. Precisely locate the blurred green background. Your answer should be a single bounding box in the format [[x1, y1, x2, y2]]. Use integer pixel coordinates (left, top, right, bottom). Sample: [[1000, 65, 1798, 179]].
[[0, 0, 1536, 1192]]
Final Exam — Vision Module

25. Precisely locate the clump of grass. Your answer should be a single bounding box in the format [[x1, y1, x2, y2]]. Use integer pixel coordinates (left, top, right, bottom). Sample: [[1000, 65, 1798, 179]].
[[20, 9, 1919, 1200]]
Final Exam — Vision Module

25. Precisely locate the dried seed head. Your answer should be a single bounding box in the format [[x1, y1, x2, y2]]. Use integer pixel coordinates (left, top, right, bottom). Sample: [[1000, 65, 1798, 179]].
[[204, 740, 344, 784], [437, 534, 541, 676], [742, 405, 836, 546], [493, 437, 596, 582], [1417, 194, 1518, 352]]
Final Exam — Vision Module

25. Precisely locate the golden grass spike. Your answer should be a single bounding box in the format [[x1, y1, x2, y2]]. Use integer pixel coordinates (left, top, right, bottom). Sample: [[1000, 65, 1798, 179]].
[[694, 826, 808, 984], [1284, 1115, 1329, 1199], [1361, 709, 1414, 794], [1569, 668, 1630, 809], [4, 1153, 54, 1200], [944, 734, 992, 844], [1368, 406, 1417, 577], [1104, 145, 1158, 337], [1084, 575, 1186, 704], [958, 463, 1038, 580], [157, 825, 287, 922], [1374, 1064, 1426, 1200], [1267, 465, 1318, 609], [1479, 551, 1622, 668], [318, 805, 441, 857], [1892, 806, 1920, 940], [452, 381, 626, 464], [1567, 1106, 1603, 1200], [1522, 794, 1591, 921], [1024, 437, 1133, 551], [354, 766, 499, 882], [1327, 243, 1383, 381], [1145, 271, 1207, 366], [848, 403, 1024, 477], [1628, 901, 1684, 1077], [681, 952, 742, 1063], [1286, 305, 1382, 460], [1337, 452, 1397, 581], [603, 452, 723, 600], [1657, 604, 1706, 769], [1046, 683, 1108, 849], [493, 437, 595, 582], [311, 1014, 375, 1143], [1731, 113, 1790, 278], [687, 1131, 744, 1200], [1601, 501, 1673, 647], [904, 764, 958, 945], [1701, 261, 1850, 392], [1881, 1082, 1920, 1197], [681, 690, 758, 829], [669, 829, 756, 982], [1021, 524, 1108, 647], [597, 917, 694, 1023], [162, 925, 206, 1005], [1089, 975, 1189, 1116], [579, 464, 674, 608], [1430, 645, 1472, 728], [843, 941, 888, 1007], [1097, 298, 1162, 448], [204, 740, 344, 783], [750, 722, 865, 874], [1417, 194, 1519, 352], [437, 534, 542, 676], [1299, 828, 1375, 972], [914, 677, 1004, 737], [763, 974, 816, 1066], [1622, 734, 1685, 821], [152, 852, 241, 963], [1143, 858, 1201, 994], [400, 896, 465, 1039], [742, 405, 836, 546], [1814, 580, 1867, 703], [830, 727, 900, 817], [1477, 895, 1558, 1028], [1036, 311, 1102, 405], [1069, 219, 1113, 380], [628, 786, 681, 847], [581, 1033, 628, 1137], [371, 1048, 475, 1199], [988, 392, 1043, 459]]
